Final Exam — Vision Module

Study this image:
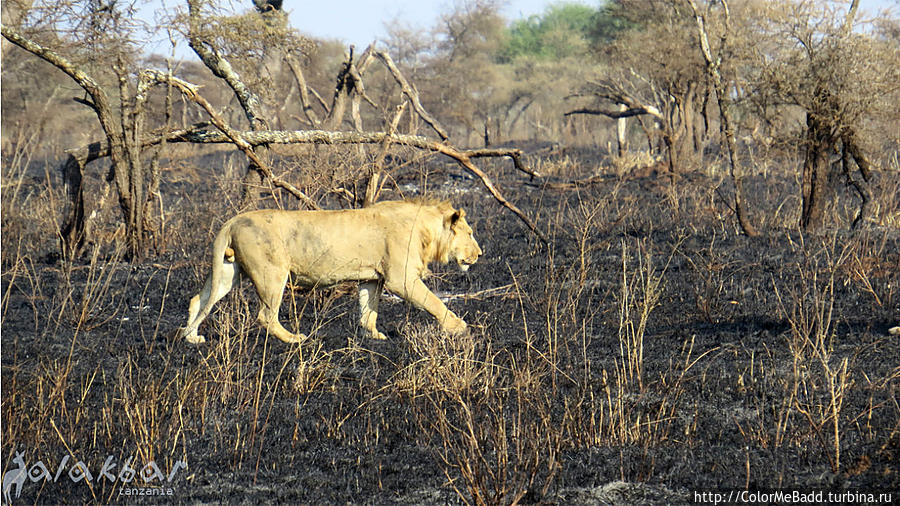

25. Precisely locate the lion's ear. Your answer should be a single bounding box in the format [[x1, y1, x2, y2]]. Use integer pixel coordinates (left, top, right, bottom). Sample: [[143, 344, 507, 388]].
[[445, 208, 464, 228]]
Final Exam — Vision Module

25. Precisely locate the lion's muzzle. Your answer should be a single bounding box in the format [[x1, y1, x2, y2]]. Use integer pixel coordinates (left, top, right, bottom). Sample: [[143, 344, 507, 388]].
[[457, 243, 483, 272]]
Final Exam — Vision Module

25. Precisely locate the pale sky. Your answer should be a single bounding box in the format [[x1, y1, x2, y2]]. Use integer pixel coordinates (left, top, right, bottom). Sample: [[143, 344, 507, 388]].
[[287, 1, 566, 47], [138, 0, 896, 58], [276, 0, 898, 47], [139, 1, 588, 56]]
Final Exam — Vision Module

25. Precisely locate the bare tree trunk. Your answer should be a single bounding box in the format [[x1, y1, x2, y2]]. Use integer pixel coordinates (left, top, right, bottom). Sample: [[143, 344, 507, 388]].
[[841, 136, 871, 229], [686, 0, 758, 236], [616, 104, 628, 156], [662, 126, 677, 173], [115, 63, 147, 257], [800, 111, 833, 230], [285, 54, 322, 127], [508, 97, 535, 139], [365, 102, 407, 207], [2, 23, 152, 259], [141, 62, 175, 253], [324, 45, 373, 131], [699, 88, 711, 147], [59, 152, 89, 257], [797, 0, 869, 232], [682, 83, 698, 160], [186, 0, 271, 210], [566, 96, 669, 161]]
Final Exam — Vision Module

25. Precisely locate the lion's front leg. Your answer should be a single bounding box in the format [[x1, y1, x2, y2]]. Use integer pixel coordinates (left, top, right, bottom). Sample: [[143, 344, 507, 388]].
[[386, 277, 467, 336], [359, 280, 388, 340]]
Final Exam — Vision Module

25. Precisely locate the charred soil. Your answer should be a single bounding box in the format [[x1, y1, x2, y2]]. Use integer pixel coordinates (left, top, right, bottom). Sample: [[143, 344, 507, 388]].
[[2, 146, 899, 504]]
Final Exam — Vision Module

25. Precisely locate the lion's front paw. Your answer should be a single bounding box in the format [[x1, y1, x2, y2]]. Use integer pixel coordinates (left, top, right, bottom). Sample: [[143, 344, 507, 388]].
[[444, 317, 468, 337], [277, 333, 308, 345]]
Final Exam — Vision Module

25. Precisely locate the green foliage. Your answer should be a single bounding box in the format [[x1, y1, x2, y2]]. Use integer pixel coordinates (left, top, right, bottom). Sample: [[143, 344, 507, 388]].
[[588, 0, 639, 45], [501, 2, 597, 61], [499, 1, 636, 62]]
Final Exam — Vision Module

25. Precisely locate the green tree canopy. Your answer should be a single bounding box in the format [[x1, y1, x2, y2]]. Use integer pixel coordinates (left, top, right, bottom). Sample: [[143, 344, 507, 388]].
[[501, 2, 598, 61]]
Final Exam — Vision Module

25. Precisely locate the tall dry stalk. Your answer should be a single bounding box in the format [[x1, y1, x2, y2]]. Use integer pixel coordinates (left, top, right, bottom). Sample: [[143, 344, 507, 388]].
[[617, 238, 667, 392], [774, 234, 854, 472], [401, 324, 561, 505]]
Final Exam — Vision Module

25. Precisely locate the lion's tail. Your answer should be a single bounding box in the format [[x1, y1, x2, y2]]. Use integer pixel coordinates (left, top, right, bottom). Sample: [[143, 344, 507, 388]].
[[204, 221, 235, 303], [179, 221, 236, 340]]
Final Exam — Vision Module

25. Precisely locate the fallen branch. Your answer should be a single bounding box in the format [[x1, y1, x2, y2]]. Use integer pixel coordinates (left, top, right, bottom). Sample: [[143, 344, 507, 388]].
[[466, 148, 541, 179], [64, 125, 545, 242], [141, 70, 319, 210], [564, 107, 659, 120], [173, 129, 546, 243], [534, 175, 606, 190], [373, 49, 449, 141], [177, 130, 536, 175]]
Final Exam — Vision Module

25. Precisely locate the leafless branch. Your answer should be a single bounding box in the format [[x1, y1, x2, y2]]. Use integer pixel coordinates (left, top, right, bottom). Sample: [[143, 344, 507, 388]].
[[141, 70, 318, 209], [173, 128, 545, 242], [373, 49, 450, 141]]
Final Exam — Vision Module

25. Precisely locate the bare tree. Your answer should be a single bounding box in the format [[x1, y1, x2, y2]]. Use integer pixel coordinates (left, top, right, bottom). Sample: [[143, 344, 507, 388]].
[[2, 0, 166, 259], [685, 0, 757, 236], [425, 0, 511, 144], [184, 0, 311, 208], [747, 0, 900, 230], [4, 0, 549, 259], [568, 0, 712, 172]]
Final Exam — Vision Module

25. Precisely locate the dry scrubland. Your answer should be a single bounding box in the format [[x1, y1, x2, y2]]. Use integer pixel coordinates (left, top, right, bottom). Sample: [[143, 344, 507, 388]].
[[2, 142, 899, 504]]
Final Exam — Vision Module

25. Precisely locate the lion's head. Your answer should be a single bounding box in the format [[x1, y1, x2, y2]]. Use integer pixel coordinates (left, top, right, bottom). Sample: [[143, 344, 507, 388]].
[[443, 208, 482, 272]]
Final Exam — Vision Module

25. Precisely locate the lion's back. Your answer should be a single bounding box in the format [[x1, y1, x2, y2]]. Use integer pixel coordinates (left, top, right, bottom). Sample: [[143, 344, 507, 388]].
[[226, 202, 441, 283]]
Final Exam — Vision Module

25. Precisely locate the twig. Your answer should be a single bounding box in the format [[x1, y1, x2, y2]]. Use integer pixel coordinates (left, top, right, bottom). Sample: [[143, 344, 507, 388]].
[[141, 70, 319, 210], [175, 129, 546, 243], [442, 284, 516, 301], [373, 49, 450, 141]]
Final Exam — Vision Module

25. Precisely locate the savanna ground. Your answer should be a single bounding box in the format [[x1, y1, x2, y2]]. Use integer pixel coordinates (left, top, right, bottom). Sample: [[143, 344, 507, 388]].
[[2, 143, 899, 504]]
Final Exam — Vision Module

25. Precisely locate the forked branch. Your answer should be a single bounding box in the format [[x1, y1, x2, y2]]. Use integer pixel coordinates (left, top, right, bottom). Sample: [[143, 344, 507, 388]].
[[141, 70, 319, 209], [175, 128, 546, 243]]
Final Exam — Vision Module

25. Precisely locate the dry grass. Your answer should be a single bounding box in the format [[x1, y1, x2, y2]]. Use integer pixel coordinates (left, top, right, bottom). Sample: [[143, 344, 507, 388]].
[[400, 325, 561, 506], [773, 234, 856, 473], [608, 150, 663, 179], [2, 141, 899, 503]]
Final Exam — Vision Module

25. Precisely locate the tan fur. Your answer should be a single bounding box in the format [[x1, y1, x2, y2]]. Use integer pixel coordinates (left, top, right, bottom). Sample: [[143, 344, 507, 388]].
[[178, 199, 483, 344]]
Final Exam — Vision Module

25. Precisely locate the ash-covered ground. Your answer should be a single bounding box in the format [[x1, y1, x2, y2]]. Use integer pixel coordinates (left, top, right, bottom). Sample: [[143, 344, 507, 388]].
[[2, 145, 899, 504]]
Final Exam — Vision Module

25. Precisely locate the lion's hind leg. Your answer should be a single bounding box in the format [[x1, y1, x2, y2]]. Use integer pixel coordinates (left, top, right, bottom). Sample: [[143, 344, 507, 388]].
[[181, 275, 212, 343], [180, 260, 241, 344], [359, 280, 387, 340], [245, 264, 306, 344]]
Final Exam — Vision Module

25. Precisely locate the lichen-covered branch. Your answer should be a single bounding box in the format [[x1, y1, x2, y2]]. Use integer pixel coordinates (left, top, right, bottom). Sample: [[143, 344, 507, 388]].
[[141, 70, 318, 210], [173, 128, 546, 242], [185, 0, 267, 130]]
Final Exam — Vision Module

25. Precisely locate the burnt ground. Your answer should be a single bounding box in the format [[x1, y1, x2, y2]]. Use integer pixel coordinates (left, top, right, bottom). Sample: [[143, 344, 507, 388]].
[[2, 144, 899, 505]]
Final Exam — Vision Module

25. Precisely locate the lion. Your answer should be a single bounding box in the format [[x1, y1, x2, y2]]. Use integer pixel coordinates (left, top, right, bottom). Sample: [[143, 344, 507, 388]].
[[178, 198, 482, 344]]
